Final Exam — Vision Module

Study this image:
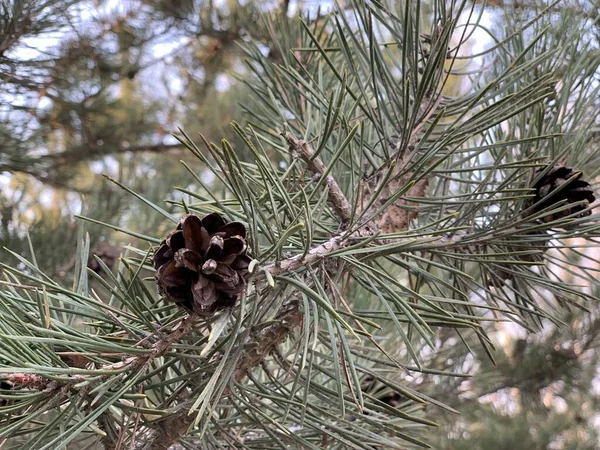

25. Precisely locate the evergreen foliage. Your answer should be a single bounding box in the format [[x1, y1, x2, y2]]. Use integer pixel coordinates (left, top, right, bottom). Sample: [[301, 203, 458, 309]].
[[1, 0, 600, 449]]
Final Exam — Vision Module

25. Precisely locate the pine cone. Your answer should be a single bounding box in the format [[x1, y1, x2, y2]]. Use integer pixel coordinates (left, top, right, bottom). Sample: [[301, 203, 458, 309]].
[[361, 375, 403, 408], [532, 166, 595, 222], [153, 213, 252, 316], [87, 242, 121, 274]]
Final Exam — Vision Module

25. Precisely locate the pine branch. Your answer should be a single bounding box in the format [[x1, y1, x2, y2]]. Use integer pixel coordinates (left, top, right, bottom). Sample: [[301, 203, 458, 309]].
[[2, 135, 366, 448], [1, 107, 433, 413], [3, 143, 188, 186], [282, 130, 352, 224], [1, 243, 352, 449], [4, 2, 596, 447], [43, 143, 187, 166], [132, 117, 430, 447], [4, 314, 199, 390], [133, 298, 304, 450]]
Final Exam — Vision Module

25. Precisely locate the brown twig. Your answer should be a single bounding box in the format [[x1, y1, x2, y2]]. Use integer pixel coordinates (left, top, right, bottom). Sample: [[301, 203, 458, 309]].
[[233, 299, 304, 381], [282, 131, 352, 224], [3, 314, 199, 390]]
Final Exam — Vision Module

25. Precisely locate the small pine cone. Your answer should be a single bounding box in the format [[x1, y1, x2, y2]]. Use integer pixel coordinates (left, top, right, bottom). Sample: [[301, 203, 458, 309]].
[[361, 375, 403, 408], [532, 166, 595, 222], [87, 242, 121, 274], [153, 213, 251, 317]]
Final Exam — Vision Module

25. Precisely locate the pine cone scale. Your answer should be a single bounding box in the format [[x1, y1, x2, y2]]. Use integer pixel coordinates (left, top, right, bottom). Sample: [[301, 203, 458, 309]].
[[174, 249, 202, 272], [201, 212, 227, 235], [182, 215, 209, 253], [166, 230, 185, 252], [205, 235, 224, 260], [223, 236, 246, 255], [158, 260, 191, 287], [213, 280, 244, 295], [153, 244, 174, 268], [218, 222, 247, 238], [231, 254, 251, 271], [192, 276, 217, 307], [164, 286, 192, 303]]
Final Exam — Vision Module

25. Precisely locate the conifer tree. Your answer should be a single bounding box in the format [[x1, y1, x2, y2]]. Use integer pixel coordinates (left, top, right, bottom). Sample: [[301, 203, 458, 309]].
[[1, 0, 600, 449]]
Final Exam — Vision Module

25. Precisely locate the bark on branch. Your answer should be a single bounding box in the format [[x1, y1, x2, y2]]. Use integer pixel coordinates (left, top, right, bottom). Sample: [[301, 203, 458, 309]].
[[4, 313, 200, 390], [282, 131, 352, 224]]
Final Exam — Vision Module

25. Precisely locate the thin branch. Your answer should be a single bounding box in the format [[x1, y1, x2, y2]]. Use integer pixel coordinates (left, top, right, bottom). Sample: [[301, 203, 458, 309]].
[[135, 130, 427, 447], [3, 143, 188, 187], [282, 131, 352, 224], [263, 233, 348, 276], [233, 298, 303, 381], [4, 314, 199, 389], [43, 143, 187, 166], [133, 299, 304, 450]]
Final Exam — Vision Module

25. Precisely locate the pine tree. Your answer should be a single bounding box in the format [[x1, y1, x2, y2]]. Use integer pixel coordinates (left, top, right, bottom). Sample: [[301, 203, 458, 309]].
[[0, 0, 277, 278], [1, 1, 600, 449]]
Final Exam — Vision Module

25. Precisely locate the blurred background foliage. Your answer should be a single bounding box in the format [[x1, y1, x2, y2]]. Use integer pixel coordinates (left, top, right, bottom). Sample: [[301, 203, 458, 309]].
[[2, 0, 600, 448]]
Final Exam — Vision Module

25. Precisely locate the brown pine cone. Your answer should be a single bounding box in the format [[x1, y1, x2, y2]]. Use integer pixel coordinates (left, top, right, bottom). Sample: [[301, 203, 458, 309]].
[[153, 213, 252, 316], [361, 375, 404, 408], [532, 166, 595, 222]]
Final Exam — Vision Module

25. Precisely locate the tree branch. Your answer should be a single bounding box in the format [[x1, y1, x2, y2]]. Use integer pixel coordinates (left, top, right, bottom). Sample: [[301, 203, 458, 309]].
[[282, 131, 352, 224], [134, 128, 429, 447], [133, 299, 304, 450], [43, 143, 187, 167], [2, 120, 430, 449], [3, 313, 200, 390], [3, 143, 188, 187]]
